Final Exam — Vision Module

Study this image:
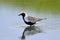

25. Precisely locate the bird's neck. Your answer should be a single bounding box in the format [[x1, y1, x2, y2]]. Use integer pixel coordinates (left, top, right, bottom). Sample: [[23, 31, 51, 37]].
[[22, 16, 27, 23]]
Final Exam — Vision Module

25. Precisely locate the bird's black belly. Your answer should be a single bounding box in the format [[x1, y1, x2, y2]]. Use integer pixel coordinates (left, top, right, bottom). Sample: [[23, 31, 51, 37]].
[[25, 22, 36, 25]]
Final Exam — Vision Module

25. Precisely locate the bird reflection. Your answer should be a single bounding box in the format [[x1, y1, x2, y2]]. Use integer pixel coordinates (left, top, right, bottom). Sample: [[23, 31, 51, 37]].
[[21, 26, 42, 40]]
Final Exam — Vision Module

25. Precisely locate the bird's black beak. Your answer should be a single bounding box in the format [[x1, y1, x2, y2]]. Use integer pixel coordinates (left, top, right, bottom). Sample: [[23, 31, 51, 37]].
[[18, 14, 21, 16]]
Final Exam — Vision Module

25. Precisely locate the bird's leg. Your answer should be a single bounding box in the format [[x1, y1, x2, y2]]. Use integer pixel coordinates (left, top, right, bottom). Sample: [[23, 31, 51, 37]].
[[28, 25, 33, 31], [30, 25, 34, 27], [30, 25, 35, 28], [30, 25, 32, 27], [32, 25, 35, 27]]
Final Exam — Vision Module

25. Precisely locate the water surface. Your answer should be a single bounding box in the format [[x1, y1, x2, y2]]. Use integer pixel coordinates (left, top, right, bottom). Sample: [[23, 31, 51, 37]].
[[0, 4, 60, 40]]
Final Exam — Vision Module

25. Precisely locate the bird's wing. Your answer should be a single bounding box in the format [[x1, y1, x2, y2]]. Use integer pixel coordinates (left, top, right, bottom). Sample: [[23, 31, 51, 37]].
[[27, 16, 46, 23]]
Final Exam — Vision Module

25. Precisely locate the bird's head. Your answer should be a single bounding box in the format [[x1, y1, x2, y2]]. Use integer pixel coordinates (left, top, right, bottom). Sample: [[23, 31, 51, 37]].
[[18, 13, 25, 17]]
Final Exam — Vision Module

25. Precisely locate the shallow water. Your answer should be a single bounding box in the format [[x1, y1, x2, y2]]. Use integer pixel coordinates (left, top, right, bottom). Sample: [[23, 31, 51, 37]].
[[0, 4, 60, 40]]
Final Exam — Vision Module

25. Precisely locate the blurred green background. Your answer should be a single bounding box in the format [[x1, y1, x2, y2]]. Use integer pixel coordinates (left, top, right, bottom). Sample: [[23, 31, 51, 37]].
[[0, 0, 60, 14]]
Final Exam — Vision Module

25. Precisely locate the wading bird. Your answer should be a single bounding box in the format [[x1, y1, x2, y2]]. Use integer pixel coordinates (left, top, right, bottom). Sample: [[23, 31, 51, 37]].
[[18, 13, 46, 26]]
